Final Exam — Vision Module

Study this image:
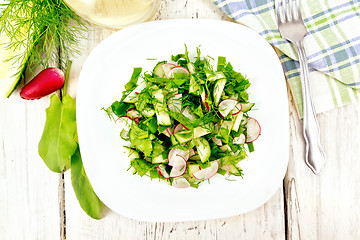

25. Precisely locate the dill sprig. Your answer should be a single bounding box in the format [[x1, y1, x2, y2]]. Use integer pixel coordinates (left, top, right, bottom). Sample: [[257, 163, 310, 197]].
[[0, 0, 88, 72]]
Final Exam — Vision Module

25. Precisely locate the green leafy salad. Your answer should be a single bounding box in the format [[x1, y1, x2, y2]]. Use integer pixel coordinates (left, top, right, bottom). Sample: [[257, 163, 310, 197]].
[[104, 47, 261, 188]]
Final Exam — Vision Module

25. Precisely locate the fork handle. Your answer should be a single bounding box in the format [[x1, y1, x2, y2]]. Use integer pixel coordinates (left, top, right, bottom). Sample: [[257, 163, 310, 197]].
[[294, 40, 326, 174]]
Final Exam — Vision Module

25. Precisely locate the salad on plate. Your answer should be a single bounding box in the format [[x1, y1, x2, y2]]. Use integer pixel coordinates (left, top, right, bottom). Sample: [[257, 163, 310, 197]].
[[104, 47, 261, 188]]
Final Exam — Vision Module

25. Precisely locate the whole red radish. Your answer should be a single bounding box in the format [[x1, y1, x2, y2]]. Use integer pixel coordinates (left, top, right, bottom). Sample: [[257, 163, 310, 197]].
[[20, 68, 65, 100]]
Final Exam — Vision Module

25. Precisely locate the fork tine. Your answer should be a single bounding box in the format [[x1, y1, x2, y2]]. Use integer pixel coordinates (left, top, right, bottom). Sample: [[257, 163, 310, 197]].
[[275, 0, 285, 23], [285, 0, 292, 22], [290, 0, 299, 20], [296, 0, 303, 20], [275, 0, 280, 22], [288, 0, 295, 21]]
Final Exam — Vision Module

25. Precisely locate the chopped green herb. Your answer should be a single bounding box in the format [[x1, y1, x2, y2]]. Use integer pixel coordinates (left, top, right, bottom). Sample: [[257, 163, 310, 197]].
[[105, 47, 261, 188]]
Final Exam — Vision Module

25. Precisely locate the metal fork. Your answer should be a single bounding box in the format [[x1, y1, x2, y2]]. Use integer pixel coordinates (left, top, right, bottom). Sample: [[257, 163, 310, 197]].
[[275, 0, 325, 174]]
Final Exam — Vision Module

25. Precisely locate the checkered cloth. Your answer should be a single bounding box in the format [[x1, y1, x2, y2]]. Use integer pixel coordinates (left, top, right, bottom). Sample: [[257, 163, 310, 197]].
[[212, 0, 360, 117]]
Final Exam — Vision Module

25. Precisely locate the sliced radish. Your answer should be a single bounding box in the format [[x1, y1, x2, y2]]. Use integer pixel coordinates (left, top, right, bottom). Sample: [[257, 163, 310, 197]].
[[162, 128, 171, 137], [168, 148, 176, 164], [169, 154, 186, 167], [233, 133, 246, 145], [168, 148, 191, 165], [246, 117, 261, 142], [169, 156, 187, 178], [173, 123, 184, 134], [126, 108, 141, 119], [173, 92, 183, 99], [116, 115, 132, 123], [168, 66, 190, 78], [157, 164, 170, 179], [162, 63, 176, 78], [166, 127, 174, 136], [193, 160, 219, 180], [116, 116, 133, 129], [218, 99, 238, 118], [200, 87, 211, 111], [231, 103, 243, 115], [133, 117, 140, 124], [182, 106, 197, 121], [221, 164, 231, 175], [172, 177, 190, 188], [205, 102, 210, 111], [181, 123, 190, 130], [205, 94, 211, 111], [168, 93, 182, 113]]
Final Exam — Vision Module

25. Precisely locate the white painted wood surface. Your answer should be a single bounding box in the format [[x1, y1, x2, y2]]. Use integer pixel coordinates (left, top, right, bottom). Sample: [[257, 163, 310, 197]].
[[0, 89, 60, 239], [1, 0, 360, 239]]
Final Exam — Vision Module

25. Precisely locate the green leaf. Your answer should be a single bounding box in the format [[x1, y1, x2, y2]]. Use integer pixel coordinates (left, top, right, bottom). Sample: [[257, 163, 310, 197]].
[[217, 56, 226, 71], [71, 145, 102, 219], [152, 141, 164, 157], [217, 167, 227, 176], [171, 53, 185, 62], [247, 142, 255, 152], [38, 94, 77, 172], [130, 158, 155, 176], [129, 122, 153, 156], [125, 67, 142, 90], [192, 104, 204, 118], [173, 73, 189, 86], [147, 117, 158, 134], [149, 168, 161, 179], [144, 74, 169, 84], [110, 101, 132, 117]]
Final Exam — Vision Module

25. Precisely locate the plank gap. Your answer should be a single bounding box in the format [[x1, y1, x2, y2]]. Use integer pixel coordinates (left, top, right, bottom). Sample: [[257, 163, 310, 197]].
[[58, 33, 66, 240], [283, 179, 289, 240], [59, 173, 66, 240]]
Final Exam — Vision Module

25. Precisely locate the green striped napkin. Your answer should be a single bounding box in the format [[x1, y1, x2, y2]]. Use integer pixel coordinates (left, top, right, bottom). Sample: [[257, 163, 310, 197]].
[[212, 0, 360, 117]]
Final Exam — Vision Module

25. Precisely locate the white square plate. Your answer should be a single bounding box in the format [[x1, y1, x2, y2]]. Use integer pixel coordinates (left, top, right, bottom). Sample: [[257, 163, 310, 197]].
[[76, 19, 289, 222]]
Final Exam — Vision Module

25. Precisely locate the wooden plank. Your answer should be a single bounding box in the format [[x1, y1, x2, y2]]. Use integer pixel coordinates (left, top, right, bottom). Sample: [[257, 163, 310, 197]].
[[154, 0, 232, 21], [64, 0, 285, 239], [285, 94, 360, 239], [65, 177, 284, 240], [0, 1, 63, 234], [0, 94, 60, 239]]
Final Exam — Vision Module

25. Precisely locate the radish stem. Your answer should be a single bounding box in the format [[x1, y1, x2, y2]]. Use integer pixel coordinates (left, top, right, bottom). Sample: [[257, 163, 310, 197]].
[[63, 60, 72, 97]]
